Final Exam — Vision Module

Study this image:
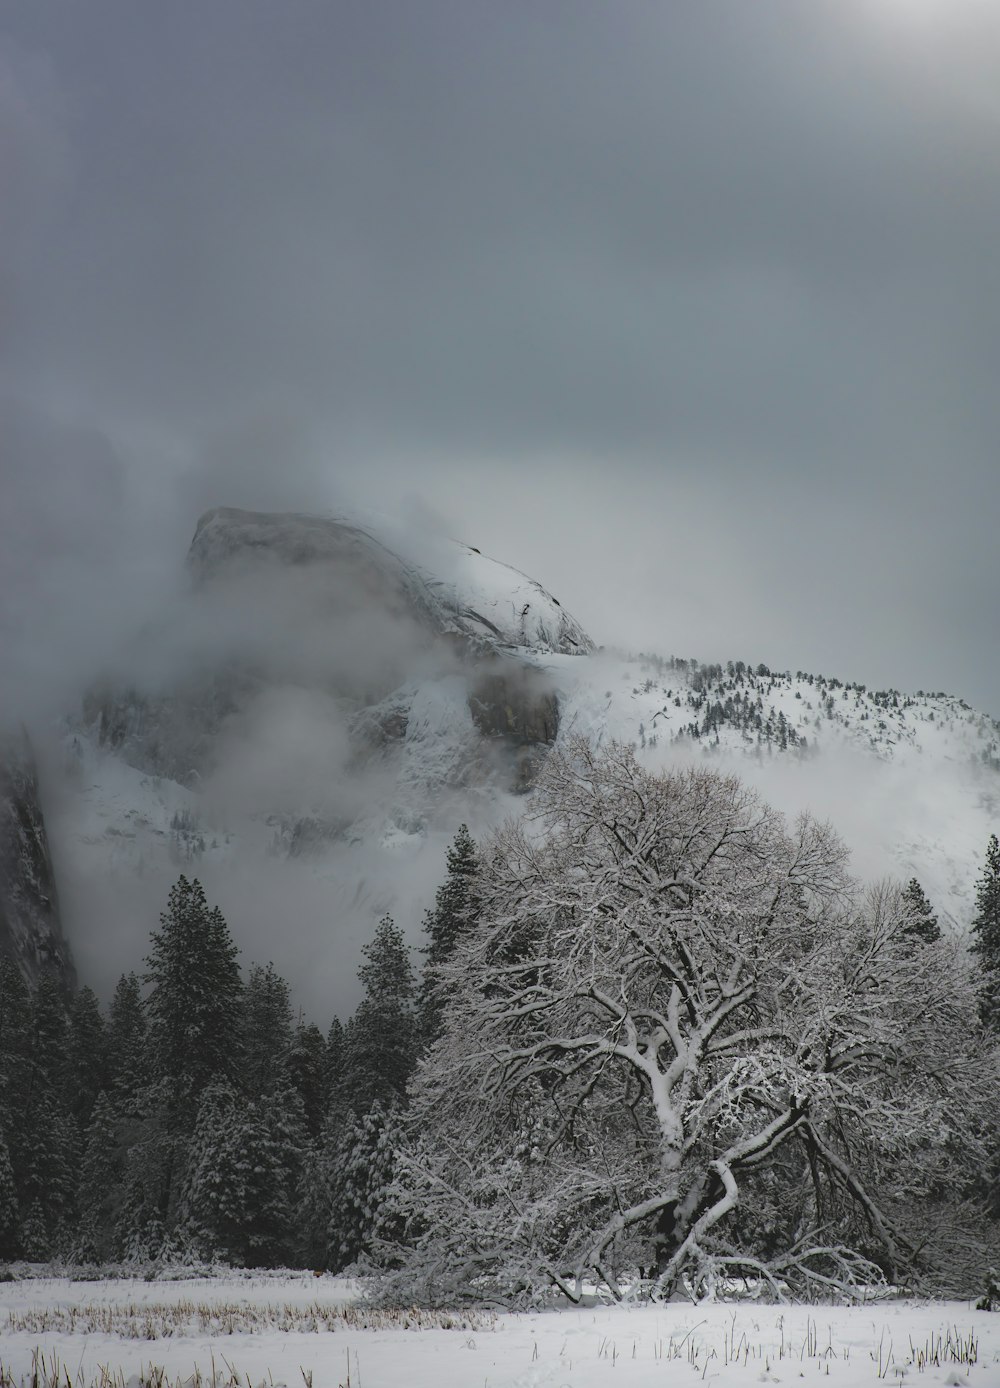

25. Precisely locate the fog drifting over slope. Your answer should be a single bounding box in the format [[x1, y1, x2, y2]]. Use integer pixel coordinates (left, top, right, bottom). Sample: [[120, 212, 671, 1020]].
[[3, 1, 999, 1017], [11, 497, 997, 1025], [28, 511, 522, 1025]]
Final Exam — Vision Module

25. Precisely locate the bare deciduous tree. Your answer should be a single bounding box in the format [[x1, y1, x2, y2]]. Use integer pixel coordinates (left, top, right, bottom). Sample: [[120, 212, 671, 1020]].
[[379, 741, 995, 1305]]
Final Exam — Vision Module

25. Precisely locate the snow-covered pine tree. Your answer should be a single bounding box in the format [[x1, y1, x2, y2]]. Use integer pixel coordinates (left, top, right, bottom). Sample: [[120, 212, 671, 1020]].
[[20, 975, 78, 1245], [30, 972, 71, 1101], [288, 1020, 328, 1137], [135, 878, 243, 1246], [181, 1079, 307, 1266], [327, 1099, 403, 1270], [341, 915, 416, 1113], [74, 1091, 122, 1263], [972, 834, 1000, 1032], [106, 972, 148, 1108], [242, 962, 293, 1099], [178, 1081, 245, 1262], [325, 1017, 344, 1100], [293, 1132, 331, 1271], [68, 986, 108, 1127], [246, 1082, 307, 1266], [901, 877, 941, 945], [112, 1079, 176, 1262], [145, 876, 243, 1100], [419, 824, 479, 1043], [20, 1197, 49, 1261], [325, 917, 417, 1270], [102, 975, 165, 1258], [17, 1087, 78, 1253]]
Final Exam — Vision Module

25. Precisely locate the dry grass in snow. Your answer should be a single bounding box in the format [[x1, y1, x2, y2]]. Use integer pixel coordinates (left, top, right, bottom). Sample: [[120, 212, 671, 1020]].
[[0, 1274, 997, 1388]]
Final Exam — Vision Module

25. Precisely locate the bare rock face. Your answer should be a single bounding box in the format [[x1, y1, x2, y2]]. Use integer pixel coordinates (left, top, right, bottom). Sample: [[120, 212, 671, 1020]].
[[469, 660, 561, 791], [0, 732, 75, 988], [188, 508, 449, 637]]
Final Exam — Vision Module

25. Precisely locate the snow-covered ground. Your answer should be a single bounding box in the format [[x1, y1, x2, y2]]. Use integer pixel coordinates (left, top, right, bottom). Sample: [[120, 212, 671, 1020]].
[[1, 1274, 997, 1388]]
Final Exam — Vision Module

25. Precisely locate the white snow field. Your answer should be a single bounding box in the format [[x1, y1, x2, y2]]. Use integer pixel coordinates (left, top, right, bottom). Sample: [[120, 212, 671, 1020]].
[[1, 1274, 997, 1388]]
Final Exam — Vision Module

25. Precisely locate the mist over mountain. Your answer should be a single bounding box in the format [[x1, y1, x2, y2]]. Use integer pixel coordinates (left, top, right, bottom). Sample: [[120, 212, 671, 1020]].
[[2, 506, 997, 1026]]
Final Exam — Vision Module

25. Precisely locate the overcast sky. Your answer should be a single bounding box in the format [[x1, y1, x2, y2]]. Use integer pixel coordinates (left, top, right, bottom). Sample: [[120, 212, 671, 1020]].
[[3, 0, 999, 718]]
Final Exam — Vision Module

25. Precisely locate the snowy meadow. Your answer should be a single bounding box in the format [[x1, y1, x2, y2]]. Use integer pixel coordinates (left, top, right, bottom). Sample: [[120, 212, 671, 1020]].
[[0, 1273, 997, 1388]]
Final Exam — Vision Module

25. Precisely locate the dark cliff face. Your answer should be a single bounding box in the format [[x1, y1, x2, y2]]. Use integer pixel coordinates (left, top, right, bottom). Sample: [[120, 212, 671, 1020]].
[[0, 733, 75, 988], [469, 661, 561, 791]]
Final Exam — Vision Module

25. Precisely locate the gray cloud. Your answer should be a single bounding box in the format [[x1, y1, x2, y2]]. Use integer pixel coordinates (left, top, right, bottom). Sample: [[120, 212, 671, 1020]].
[[2, 0, 998, 724]]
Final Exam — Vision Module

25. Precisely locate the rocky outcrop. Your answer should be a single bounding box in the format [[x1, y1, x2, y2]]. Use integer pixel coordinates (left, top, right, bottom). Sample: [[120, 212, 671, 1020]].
[[0, 731, 75, 988], [188, 508, 450, 636], [469, 659, 561, 791]]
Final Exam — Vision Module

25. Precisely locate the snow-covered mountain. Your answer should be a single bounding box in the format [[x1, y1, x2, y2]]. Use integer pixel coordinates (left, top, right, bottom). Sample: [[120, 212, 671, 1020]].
[[8, 508, 998, 1017]]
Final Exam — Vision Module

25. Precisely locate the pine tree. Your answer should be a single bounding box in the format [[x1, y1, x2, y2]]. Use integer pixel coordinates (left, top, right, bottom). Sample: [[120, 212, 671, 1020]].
[[107, 972, 148, 1108], [20, 975, 78, 1242], [30, 972, 71, 1102], [327, 1100, 400, 1270], [0, 1127, 20, 1259], [113, 1082, 175, 1261], [342, 915, 416, 1113], [136, 878, 243, 1245], [901, 877, 941, 945], [20, 1197, 49, 1261], [181, 1080, 307, 1266], [296, 1133, 333, 1269], [68, 987, 108, 1127], [972, 834, 1000, 1032], [242, 963, 293, 1099], [179, 1081, 247, 1262], [419, 824, 479, 1043], [246, 1083, 307, 1266], [288, 1021, 328, 1137], [145, 876, 243, 1099], [325, 1017, 345, 1100], [17, 1088, 78, 1246], [74, 1091, 122, 1263]]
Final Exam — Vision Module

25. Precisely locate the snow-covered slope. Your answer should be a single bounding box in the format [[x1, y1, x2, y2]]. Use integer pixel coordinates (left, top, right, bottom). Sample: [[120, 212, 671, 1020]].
[[414, 539, 594, 654], [33, 508, 1000, 1015], [536, 649, 1000, 933]]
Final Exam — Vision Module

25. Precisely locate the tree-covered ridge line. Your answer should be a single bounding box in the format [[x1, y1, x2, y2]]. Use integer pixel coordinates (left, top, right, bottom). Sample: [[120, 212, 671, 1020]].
[[625, 651, 1000, 767], [1, 759, 999, 1306]]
